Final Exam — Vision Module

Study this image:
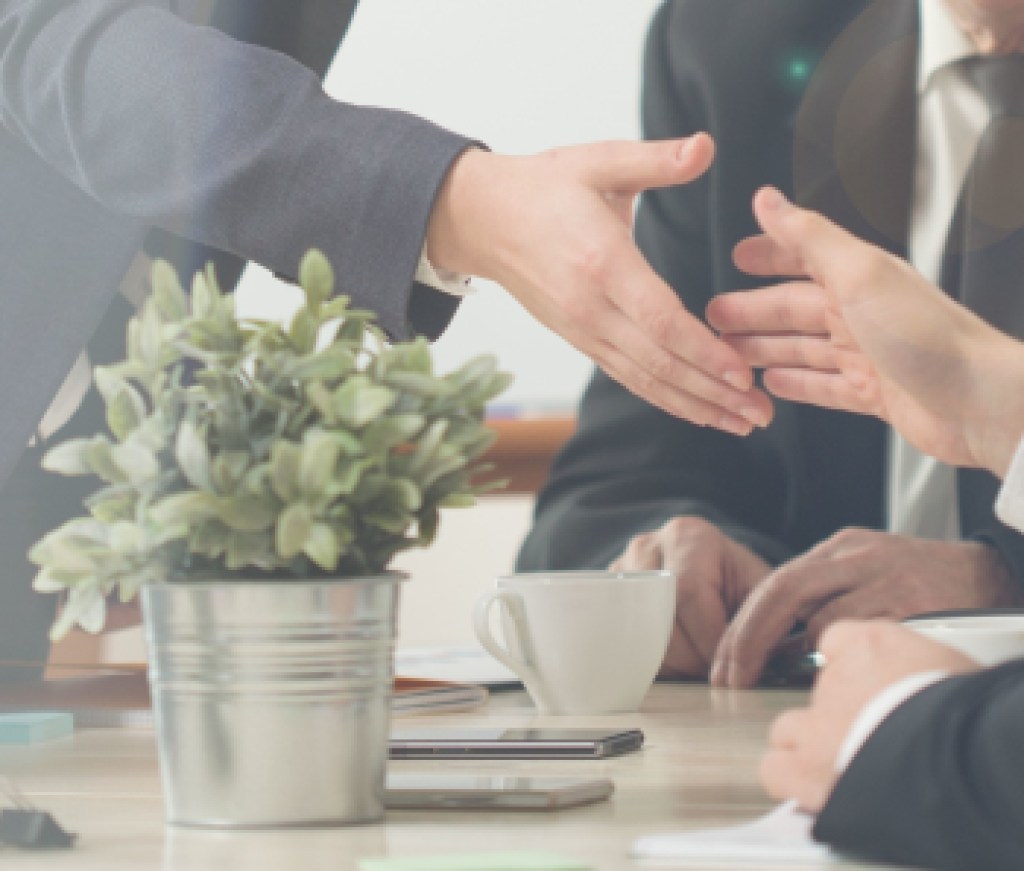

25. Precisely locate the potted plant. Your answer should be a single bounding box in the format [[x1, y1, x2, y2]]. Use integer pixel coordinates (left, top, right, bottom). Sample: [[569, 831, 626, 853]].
[[29, 251, 509, 828]]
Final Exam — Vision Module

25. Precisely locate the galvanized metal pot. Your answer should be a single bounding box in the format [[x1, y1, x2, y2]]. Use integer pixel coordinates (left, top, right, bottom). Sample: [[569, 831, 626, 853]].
[[140, 573, 404, 829]]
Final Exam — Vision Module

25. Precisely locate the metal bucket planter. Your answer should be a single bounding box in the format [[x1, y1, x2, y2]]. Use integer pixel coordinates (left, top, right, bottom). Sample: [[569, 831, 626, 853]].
[[140, 573, 404, 828]]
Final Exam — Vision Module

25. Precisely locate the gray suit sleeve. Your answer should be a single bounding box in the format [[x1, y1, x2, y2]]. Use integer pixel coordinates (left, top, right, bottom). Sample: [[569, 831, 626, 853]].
[[0, 0, 474, 340]]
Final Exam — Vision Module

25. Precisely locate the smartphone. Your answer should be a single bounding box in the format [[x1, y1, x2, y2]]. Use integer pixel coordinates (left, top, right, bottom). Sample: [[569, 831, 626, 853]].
[[384, 774, 614, 811], [388, 727, 644, 760]]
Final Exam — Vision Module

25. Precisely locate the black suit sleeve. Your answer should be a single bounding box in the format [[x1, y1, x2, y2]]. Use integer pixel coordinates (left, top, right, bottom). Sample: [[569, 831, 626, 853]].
[[814, 660, 1024, 871]]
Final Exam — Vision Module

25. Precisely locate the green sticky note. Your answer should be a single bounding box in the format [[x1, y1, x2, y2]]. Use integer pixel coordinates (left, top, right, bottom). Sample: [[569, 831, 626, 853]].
[[358, 851, 592, 871], [0, 712, 73, 744]]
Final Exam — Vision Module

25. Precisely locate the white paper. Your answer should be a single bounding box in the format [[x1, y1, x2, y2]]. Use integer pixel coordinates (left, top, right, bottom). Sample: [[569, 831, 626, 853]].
[[395, 645, 520, 688], [632, 801, 847, 867]]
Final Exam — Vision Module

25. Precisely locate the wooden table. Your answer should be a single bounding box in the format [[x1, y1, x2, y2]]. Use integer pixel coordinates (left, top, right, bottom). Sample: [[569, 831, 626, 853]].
[[0, 684, 888, 870]]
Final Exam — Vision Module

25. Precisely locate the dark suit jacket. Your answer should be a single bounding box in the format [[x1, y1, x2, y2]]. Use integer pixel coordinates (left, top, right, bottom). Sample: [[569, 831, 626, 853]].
[[816, 660, 1024, 870], [0, 0, 471, 493], [518, 0, 1024, 588], [0, 0, 473, 677]]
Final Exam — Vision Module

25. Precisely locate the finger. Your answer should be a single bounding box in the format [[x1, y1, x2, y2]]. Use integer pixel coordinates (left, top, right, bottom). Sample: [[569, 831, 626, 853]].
[[581, 134, 716, 193], [675, 572, 731, 670], [816, 621, 880, 669], [733, 234, 806, 278], [751, 188, 881, 297], [762, 368, 882, 416], [661, 619, 708, 678], [724, 335, 840, 371], [760, 749, 804, 803], [706, 283, 831, 336], [606, 242, 756, 391], [712, 551, 869, 688], [803, 588, 892, 645], [760, 750, 834, 813], [600, 311, 774, 428], [592, 336, 760, 435], [612, 534, 662, 572], [767, 708, 811, 751]]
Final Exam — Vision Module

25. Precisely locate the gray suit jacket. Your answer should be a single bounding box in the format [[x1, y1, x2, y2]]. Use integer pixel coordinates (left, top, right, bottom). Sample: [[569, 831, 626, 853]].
[[0, 0, 472, 492], [0, 0, 473, 676]]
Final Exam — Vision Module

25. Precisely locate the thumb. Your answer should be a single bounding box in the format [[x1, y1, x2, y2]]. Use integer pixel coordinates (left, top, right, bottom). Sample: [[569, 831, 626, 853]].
[[752, 187, 866, 293], [580, 133, 715, 193]]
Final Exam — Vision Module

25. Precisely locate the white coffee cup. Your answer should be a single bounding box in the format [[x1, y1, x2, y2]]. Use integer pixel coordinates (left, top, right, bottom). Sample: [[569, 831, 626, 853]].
[[906, 612, 1024, 666], [473, 570, 675, 715]]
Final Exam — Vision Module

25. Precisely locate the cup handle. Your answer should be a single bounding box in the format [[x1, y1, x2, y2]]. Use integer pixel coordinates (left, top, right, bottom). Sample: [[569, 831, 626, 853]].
[[473, 590, 548, 705]]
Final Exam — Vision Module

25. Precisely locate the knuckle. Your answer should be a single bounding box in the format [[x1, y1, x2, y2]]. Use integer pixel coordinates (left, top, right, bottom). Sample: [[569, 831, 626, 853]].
[[645, 348, 678, 383], [630, 368, 660, 399], [570, 240, 614, 285], [640, 308, 679, 347], [820, 619, 868, 653], [829, 527, 867, 549], [624, 534, 652, 560], [560, 291, 598, 328], [664, 515, 715, 542]]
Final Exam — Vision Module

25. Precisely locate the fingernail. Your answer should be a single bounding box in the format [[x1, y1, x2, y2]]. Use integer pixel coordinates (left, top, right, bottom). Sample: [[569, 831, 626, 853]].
[[740, 406, 770, 428], [719, 414, 753, 437], [723, 371, 750, 391], [678, 137, 699, 161]]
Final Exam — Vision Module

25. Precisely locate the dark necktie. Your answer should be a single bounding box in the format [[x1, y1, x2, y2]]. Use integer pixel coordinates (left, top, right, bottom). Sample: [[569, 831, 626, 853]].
[[939, 55, 1024, 325], [938, 55, 1024, 534]]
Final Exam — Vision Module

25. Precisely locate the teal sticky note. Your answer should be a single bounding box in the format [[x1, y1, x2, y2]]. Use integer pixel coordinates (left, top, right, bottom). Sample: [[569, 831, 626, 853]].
[[0, 712, 74, 744], [358, 852, 592, 871]]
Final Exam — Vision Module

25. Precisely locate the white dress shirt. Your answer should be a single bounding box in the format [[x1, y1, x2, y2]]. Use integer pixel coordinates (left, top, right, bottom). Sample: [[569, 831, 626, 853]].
[[887, 0, 989, 540], [840, 0, 1000, 775]]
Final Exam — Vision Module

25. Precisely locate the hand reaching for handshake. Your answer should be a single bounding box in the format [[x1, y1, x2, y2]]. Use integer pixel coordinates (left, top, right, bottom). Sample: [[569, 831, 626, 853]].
[[427, 137, 773, 436], [612, 186, 1024, 689]]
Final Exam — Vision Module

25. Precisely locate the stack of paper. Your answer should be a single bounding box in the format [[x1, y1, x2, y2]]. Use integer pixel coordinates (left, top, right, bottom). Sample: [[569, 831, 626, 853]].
[[632, 801, 848, 866]]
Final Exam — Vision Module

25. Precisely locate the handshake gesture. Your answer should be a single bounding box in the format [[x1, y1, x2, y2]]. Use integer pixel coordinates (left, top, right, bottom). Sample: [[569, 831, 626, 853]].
[[709, 187, 1024, 479]]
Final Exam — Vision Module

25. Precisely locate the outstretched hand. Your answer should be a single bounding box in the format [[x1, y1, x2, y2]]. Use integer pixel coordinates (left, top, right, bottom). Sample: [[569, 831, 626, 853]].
[[706, 187, 1024, 475], [427, 138, 773, 436]]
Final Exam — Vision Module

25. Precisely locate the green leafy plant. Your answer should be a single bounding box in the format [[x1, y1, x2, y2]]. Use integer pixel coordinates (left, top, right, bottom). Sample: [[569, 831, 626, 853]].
[[30, 252, 511, 639]]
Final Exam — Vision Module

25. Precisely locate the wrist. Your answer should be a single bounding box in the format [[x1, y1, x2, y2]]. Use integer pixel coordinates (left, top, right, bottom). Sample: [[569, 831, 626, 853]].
[[967, 336, 1024, 477], [425, 147, 501, 278]]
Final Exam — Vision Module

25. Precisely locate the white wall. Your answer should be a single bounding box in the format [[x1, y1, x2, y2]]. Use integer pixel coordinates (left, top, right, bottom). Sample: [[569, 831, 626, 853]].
[[238, 0, 663, 411], [235, 1, 664, 647]]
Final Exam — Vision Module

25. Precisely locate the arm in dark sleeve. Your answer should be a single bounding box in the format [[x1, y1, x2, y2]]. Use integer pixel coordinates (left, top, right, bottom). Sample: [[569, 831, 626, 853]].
[[0, 0, 472, 339], [517, 0, 794, 572], [815, 660, 1024, 871]]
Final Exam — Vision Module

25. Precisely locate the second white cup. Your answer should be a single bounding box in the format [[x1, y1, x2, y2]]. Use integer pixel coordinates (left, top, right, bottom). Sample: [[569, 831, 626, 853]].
[[473, 570, 675, 715]]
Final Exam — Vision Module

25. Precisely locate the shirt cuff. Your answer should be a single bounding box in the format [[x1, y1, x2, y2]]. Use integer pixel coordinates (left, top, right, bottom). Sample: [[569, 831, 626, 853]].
[[995, 435, 1024, 533], [835, 670, 951, 773], [415, 243, 473, 297]]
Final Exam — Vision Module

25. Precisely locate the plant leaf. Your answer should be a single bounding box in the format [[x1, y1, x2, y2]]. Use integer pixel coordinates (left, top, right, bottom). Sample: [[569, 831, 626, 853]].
[[151, 259, 188, 321], [276, 502, 312, 559], [304, 522, 340, 571], [175, 418, 211, 489], [299, 249, 335, 309], [42, 439, 94, 476]]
